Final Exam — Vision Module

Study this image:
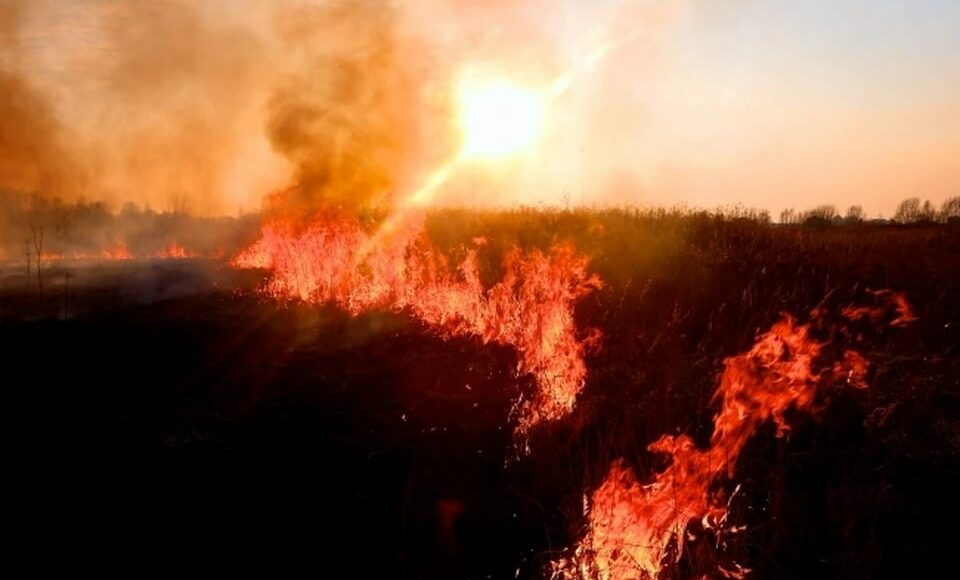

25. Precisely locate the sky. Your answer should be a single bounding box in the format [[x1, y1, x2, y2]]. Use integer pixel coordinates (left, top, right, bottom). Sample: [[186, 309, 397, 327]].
[[1, 0, 957, 218], [632, 0, 960, 217]]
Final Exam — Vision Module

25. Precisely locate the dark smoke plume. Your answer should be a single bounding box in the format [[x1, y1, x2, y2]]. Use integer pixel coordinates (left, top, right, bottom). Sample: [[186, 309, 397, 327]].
[[264, 0, 453, 215]]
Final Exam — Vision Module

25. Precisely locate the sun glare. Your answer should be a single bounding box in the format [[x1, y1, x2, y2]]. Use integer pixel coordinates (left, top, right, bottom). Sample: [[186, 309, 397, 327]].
[[458, 79, 545, 159]]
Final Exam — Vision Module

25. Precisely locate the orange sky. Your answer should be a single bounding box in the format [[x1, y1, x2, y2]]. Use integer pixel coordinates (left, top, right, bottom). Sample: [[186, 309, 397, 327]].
[[3, 0, 957, 218]]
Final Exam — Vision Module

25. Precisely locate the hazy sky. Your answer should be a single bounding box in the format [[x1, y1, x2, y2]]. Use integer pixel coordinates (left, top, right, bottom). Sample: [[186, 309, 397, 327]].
[[517, 0, 959, 217], [3, 0, 958, 217], [636, 0, 960, 217]]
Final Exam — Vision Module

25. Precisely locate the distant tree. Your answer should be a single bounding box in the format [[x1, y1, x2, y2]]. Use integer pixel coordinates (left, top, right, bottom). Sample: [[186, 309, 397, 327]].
[[120, 201, 141, 217], [802, 204, 837, 226], [941, 196, 960, 223], [845, 205, 865, 224], [24, 239, 31, 290], [919, 200, 936, 223], [812, 205, 837, 220], [894, 197, 922, 223], [54, 207, 73, 241], [779, 208, 796, 225], [167, 192, 191, 215], [31, 225, 44, 297], [754, 209, 772, 224]]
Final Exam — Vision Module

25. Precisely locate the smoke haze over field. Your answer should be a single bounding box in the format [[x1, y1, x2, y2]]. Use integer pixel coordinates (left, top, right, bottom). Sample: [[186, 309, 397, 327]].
[[0, 0, 957, 217]]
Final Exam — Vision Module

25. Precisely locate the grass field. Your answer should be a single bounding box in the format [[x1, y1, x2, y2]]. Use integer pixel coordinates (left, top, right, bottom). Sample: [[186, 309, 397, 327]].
[[3, 209, 958, 578]]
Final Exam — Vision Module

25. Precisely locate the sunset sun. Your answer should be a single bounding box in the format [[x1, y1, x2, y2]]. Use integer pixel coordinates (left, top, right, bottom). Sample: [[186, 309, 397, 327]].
[[458, 78, 545, 159]]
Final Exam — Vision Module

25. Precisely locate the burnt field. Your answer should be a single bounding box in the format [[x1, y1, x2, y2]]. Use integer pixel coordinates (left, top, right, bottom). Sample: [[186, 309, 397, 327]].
[[3, 213, 959, 578]]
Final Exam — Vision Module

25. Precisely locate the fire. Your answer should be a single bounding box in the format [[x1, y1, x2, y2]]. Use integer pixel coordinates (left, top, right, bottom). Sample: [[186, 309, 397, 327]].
[[233, 215, 601, 435], [554, 294, 914, 579], [841, 288, 918, 328], [458, 77, 545, 159], [33, 242, 201, 261], [100, 242, 133, 261], [152, 243, 196, 259]]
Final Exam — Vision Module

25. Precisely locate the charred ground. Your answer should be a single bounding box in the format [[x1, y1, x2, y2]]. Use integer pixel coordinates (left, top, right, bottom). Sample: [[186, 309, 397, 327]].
[[4, 211, 959, 578]]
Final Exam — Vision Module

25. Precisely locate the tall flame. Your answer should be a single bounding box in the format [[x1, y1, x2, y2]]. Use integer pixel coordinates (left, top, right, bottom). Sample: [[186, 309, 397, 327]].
[[232, 215, 602, 436], [554, 293, 914, 579]]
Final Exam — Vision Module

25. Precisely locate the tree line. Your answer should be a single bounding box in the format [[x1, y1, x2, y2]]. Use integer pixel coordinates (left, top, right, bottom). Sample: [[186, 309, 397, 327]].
[[779, 197, 960, 226]]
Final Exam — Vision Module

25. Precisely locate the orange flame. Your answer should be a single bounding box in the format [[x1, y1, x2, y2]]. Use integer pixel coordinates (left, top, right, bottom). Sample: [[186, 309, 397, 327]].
[[151, 243, 196, 259], [554, 297, 914, 579], [36, 242, 205, 261], [842, 289, 917, 328], [100, 242, 133, 261], [232, 215, 602, 435]]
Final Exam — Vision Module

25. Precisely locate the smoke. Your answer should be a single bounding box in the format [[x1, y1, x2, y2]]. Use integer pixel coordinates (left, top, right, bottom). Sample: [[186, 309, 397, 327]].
[[0, 0, 464, 216], [3, 0, 955, 219], [0, 0, 284, 214], [91, 0, 273, 215], [0, 2, 83, 200], [0, 0, 688, 216], [263, 0, 454, 215]]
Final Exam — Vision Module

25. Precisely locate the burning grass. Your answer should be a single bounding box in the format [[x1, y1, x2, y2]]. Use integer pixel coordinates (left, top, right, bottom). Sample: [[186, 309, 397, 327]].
[[232, 214, 602, 438], [2, 209, 957, 578], [553, 293, 912, 579]]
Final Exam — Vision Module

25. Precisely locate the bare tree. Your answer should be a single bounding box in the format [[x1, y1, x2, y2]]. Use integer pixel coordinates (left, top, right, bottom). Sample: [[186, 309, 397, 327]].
[[62, 271, 70, 320], [894, 197, 921, 223], [167, 192, 191, 215], [24, 239, 31, 290], [31, 225, 44, 297], [779, 208, 796, 225], [942, 196, 960, 223], [812, 205, 837, 220], [845, 205, 865, 224], [801, 204, 838, 226], [54, 202, 74, 242]]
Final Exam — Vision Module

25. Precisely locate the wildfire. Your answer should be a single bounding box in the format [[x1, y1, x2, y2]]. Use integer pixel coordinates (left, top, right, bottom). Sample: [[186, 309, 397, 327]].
[[31, 241, 206, 262], [232, 215, 601, 435], [33, 242, 201, 261], [553, 293, 914, 579], [100, 242, 133, 261], [152, 243, 196, 259], [841, 288, 918, 328]]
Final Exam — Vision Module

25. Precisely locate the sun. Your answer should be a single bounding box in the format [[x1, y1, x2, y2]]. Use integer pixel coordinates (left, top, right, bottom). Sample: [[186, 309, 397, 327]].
[[458, 78, 545, 159]]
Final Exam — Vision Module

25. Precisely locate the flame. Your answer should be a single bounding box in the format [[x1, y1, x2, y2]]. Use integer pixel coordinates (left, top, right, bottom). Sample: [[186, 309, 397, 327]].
[[232, 215, 601, 435], [842, 289, 918, 328], [33, 241, 203, 261], [554, 297, 915, 579], [151, 243, 196, 259], [100, 242, 133, 261]]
